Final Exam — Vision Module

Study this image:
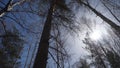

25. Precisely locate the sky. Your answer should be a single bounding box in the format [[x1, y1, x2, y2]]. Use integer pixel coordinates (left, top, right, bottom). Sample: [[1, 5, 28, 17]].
[[61, 0, 120, 67], [0, 0, 120, 68], [46, 0, 118, 67]]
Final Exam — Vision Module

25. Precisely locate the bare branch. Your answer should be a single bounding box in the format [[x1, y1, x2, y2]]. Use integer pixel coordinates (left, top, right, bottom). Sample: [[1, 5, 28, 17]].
[[4, 15, 40, 34], [101, 0, 120, 23], [0, 20, 7, 33], [0, 0, 26, 17], [48, 51, 61, 68], [49, 46, 66, 56]]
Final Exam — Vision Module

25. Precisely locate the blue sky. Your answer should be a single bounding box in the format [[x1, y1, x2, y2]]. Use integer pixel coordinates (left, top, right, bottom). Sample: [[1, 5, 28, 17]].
[[0, 0, 120, 68]]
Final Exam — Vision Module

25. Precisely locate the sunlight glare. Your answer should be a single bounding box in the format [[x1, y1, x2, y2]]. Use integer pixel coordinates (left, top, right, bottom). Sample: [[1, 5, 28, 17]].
[[90, 30, 102, 41]]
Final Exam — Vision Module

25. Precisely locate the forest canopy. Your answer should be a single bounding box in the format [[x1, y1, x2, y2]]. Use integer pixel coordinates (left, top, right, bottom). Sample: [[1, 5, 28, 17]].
[[0, 0, 120, 68]]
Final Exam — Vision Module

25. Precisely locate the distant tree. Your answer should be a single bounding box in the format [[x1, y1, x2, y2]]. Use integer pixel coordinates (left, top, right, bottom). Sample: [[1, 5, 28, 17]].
[[83, 36, 120, 68], [79, 59, 89, 68], [106, 49, 120, 68], [0, 28, 24, 68], [72, 58, 90, 68], [83, 38, 107, 68]]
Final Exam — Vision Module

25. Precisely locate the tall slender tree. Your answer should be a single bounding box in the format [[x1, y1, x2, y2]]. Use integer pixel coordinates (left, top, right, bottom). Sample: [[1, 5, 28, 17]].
[[33, 1, 55, 67], [33, 0, 73, 68]]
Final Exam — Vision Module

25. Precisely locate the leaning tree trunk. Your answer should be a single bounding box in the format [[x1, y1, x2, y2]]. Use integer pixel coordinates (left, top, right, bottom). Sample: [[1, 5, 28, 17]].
[[33, 0, 56, 68], [81, 2, 120, 32]]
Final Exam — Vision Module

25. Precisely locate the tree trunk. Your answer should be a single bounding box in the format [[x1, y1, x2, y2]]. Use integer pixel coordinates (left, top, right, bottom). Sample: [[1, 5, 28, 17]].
[[81, 2, 120, 31], [33, 0, 56, 68]]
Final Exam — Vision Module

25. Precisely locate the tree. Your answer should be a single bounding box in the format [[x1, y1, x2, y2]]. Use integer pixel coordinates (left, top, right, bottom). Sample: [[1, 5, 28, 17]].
[[0, 0, 25, 17], [0, 0, 76, 67], [76, 0, 120, 35], [0, 29, 24, 68], [72, 58, 90, 68], [48, 25, 70, 68], [100, 0, 120, 23], [106, 49, 120, 68], [33, 0, 75, 68], [82, 31, 120, 68], [33, 0, 57, 68], [83, 38, 107, 68], [32, 0, 120, 68]]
